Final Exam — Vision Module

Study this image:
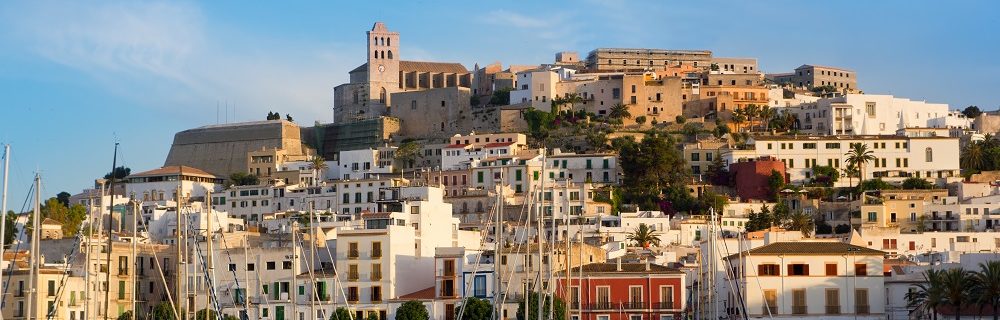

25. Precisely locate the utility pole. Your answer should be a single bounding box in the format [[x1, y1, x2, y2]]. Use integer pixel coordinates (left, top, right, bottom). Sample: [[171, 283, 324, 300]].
[[291, 221, 299, 320], [131, 200, 139, 319]]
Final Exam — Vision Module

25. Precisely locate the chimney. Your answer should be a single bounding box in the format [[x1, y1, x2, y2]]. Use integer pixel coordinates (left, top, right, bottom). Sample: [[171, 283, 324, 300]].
[[616, 258, 622, 271], [645, 259, 650, 271]]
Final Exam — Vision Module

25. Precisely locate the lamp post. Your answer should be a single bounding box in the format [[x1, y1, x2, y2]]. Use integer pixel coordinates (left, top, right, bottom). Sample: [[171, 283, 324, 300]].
[[847, 247, 861, 320]]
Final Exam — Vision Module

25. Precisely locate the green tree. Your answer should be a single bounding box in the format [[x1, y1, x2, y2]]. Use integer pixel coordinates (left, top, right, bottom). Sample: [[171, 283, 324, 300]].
[[845, 143, 877, 188], [367, 312, 379, 320], [810, 166, 839, 187], [193, 309, 217, 320], [459, 297, 492, 320], [617, 132, 689, 210], [395, 301, 429, 320], [907, 269, 945, 320], [228, 172, 259, 187], [489, 88, 511, 106], [902, 177, 935, 189], [117, 311, 133, 320], [150, 302, 177, 320], [634, 116, 647, 126], [939, 268, 973, 320], [608, 103, 631, 122], [859, 179, 895, 192], [680, 122, 703, 142], [286, 114, 294, 122], [767, 170, 785, 201], [104, 166, 132, 180], [962, 105, 983, 119], [785, 211, 815, 237], [3, 211, 15, 245], [973, 261, 1000, 320], [41, 198, 88, 237], [516, 291, 566, 320], [815, 220, 833, 234], [834, 224, 852, 234], [675, 115, 686, 124], [394, 141, 423, 169], [330, 307, 353, 320], [309, 156, 328, 185], [626, 223, 661, 248], [56, 191, 72, 206]]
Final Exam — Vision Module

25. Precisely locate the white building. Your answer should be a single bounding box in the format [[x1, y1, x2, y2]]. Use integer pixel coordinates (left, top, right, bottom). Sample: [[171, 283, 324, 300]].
[[789, 93, 966, 135], [728, 135, 961, 186], [725, 242, 888, 319], [124, 165, 221, 204]]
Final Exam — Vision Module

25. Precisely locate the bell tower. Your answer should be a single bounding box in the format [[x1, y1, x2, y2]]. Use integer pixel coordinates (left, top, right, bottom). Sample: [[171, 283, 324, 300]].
[[366, 22, 400, 114]]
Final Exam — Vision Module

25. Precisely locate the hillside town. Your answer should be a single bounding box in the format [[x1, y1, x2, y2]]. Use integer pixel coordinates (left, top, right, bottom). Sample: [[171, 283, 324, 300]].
[[6, 21, 1000, 320]]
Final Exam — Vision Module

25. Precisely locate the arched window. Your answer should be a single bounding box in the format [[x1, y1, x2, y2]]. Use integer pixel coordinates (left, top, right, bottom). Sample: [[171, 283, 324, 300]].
[[378, 37, 383, 46], [387, 38, 391, 46], [926, 147, 933, 162], [387, 50, 393, 59], [379, 87, 387, 104]]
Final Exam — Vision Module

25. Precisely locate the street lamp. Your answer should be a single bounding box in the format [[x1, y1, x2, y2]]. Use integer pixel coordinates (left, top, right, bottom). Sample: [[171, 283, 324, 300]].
[[847, 247, 861, 320]]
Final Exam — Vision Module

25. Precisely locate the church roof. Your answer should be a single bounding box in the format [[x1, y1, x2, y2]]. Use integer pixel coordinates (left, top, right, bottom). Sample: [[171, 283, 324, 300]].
[[349, 60, 469, 75]]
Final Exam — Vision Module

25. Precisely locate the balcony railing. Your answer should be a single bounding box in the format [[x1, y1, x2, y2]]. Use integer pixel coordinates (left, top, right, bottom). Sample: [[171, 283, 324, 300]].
[[623, 301, 645, 309], [653, 301, 675, 309], [856, 305, 870, 314], [587, 302, 613, 310], [348, 249, 359, 259], [792, 306, 807, 314], [826, 306, 841, 314], [348, 272, 359, 281], [371, 272, 382, 281], [762, 306, 778, 315], [371, 249, 382, 258]]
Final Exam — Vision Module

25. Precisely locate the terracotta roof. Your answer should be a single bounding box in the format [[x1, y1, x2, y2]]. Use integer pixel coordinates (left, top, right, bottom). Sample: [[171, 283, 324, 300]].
[[397, 286, 435, 300], [725, 241, 885, 260], [443, 144, 470, 149], [484, 142, 515, 148], [41, 218, 61, 225], [350, 61, 469, 74], [127, 165, 217, 178], [566, 262, 683, 275]]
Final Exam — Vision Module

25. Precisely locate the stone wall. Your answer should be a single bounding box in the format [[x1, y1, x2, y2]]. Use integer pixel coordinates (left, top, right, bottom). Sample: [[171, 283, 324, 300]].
[[389, 87, 474, 139], [164, 120, 305, 177]]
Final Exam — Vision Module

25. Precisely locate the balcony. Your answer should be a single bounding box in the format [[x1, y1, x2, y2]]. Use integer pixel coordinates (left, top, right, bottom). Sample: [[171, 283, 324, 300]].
[[653, 301, 675, 309], [826, 306, 841, 314], [371, 249, 382, 258], [762, 306, 778, 315], [118, 268, 129, 276], [623, 301, 645, 309], [587, 302, 613, 310], [348, 249, 359, 260], [856, 305, 870, 314], [371, 271, 382, 281], [348, 272, 359, 281], [792, 306, 807, 314]]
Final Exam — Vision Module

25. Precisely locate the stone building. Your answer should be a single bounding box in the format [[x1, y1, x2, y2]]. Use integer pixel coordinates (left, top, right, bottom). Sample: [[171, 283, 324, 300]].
[[164, 120, 309, 177], [767, 64, 858, 91], [585, 48, 713, 72], [333, 22, 472, 124]]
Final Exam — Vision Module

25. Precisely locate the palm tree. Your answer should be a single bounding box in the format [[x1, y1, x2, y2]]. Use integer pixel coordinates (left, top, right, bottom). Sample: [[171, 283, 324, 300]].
[[784, 211, 814, 237], [908, 269, 945, 320], [973, 261, 1000, 320], [844, 143, 877, 189], [744, 104, 760, 132], [961, 140, 986, 172], [608, 103, 631, 128], [759, 105, 774, 132], [731, 108, 747, 133], [309, 155, 328, 186], [843, 164, 860, 192], [626, 223, 661, 248], [939, 268, 973, 320]]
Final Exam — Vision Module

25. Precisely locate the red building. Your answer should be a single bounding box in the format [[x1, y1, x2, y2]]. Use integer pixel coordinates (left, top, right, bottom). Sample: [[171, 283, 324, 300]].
[[558, 261, 686, 320], [729, 156, 785, 201]]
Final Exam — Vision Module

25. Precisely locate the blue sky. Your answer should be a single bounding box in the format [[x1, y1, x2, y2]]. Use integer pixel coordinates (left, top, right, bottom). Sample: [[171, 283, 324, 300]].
[[0, 0, 998, 206]]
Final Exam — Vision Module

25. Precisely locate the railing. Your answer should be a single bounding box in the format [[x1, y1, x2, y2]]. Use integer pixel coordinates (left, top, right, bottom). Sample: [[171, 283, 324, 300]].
[[371, 271, 382, 281], [348, 249, 359, 259], [792, 306, 807, 314], [653, 301, 674, 309], [347, 294, 359, 302], [623, 301, 645, 309], [118, 268, 129, 276], [826, 306, 841, 314], [762, 306, 778, 315], [587, 302, 613, 310], [371, 249, 382, 258], [348, 272, 359, 281], [856, 305, 870, 314]]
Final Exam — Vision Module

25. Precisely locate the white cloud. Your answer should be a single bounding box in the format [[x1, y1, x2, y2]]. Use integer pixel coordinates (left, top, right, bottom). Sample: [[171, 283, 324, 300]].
[[2, 1, 354, 124], [485, 10, 551, 29]]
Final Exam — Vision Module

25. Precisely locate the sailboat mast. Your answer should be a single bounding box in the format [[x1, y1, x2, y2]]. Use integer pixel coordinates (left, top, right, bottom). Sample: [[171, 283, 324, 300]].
[[132, 200, 139, 319], [292, 221, 298, 320], [0, 144, 9, 320], [103, 142, 118, 319], [175, 184, 184, 317], [492, 168, 502, 320], [206, 190, 214, 317], [27, 174, 40, 320]]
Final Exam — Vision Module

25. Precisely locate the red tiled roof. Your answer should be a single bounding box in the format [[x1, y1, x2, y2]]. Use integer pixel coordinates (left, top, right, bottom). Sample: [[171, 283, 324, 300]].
[[484, 142, 515, 148], [443, 144, 470, 149], [397, 286, 435, 300], [127, 165, 217, 178]]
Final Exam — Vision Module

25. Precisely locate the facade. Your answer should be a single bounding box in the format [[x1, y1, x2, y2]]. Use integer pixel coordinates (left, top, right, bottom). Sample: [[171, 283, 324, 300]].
[[725, 242, 887, 319], [726, 135, 961, 186], [333, 22, 472, 124], [788, 93, 964, 135], [558, 261, 686, 320], [124, 166, 221, 204], [767, 64, 858, 91], [729, 157, 786, 201], [585, 48, 713, 72]]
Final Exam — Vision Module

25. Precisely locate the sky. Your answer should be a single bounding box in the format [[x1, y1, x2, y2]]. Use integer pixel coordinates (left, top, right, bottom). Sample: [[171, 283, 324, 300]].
[[0, 0, 998, 207]]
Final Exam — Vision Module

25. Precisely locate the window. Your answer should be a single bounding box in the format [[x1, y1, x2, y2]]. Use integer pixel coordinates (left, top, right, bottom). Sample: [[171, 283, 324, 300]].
[[825, 263, 838, 276], [854, 263, 867, 276], [763, 290, 778, 315], [867, 212, 877, 222], [266, 261, 276, 270], [758, 264, 779, 276], [371, 286, 383, 302], [474, 275, 487, 297], [659, 286, 674, 308], [596, 286, 611, 308], [825, 142, 841, 149], [282, 261, 292, 270], [825, 288, 840, 314], [866, 102, 876, 117], [629, 286, 643, 304], [372, 242, 382, 258], [792, 289, 806, 314], [803, 143, 817, 149], [787, 263, 809, 276], [926, 147, 933, 162], [855, 289, 870, 314]]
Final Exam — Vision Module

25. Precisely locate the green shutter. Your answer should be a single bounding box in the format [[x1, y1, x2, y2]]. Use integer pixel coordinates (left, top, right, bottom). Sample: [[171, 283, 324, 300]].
[[273, 282, 280, 300], [477, 172, 484, 183]]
